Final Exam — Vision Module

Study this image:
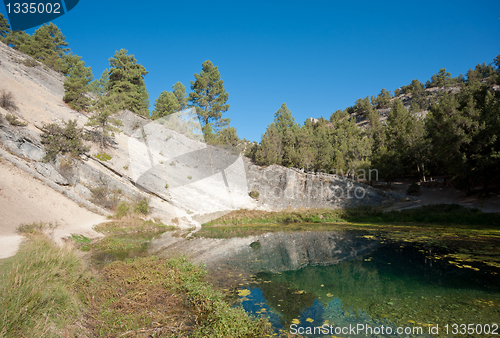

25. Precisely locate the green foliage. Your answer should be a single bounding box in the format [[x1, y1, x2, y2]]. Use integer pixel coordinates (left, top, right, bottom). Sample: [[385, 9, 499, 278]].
[[88, 68, 110, 97], [371, 88, 392, 109], [406, 182, 421, 195], [0, 13, 10, 40], [63, 53, 94, 111], [353, 96, 373, 117], [134, 197, 150, 215], [41, 119, 89, 162], [86, 94, 123, 150], [108, 49, 149, 116], [189, 60, 230, 135], [427, 68, 452, 88], [151, 90, 179, 119], [93, 153, 112, 161], [3, 30, 30, 51], [20, 23, 69, 72], [5, 113, 26, 126], [249, 189, 260, 199], [0, 235, 85, 337], [115, 201, 131, 218], [426, 74, 500, 192], [188, 175, 193, 180], [214, 126, 240, 147], [254, 122, 282, 166], [172, 81, 188, 110], [0, 89, 18, 112]]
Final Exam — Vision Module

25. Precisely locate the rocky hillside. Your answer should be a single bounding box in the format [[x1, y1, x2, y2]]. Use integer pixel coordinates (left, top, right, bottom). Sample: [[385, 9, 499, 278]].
[[0, 40, 399, 237]]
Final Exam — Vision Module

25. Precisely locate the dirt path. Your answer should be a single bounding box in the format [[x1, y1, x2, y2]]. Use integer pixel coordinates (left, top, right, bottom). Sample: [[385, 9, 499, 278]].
[[0, 159, 105, 259]]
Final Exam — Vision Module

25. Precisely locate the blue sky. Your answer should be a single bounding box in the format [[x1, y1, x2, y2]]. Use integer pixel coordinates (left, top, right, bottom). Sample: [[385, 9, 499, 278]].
[[2, 1, 499, 141]]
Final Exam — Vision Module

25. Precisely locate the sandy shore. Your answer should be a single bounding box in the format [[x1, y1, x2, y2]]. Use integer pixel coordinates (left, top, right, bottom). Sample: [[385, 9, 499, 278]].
[[0, 159, 105, 259]]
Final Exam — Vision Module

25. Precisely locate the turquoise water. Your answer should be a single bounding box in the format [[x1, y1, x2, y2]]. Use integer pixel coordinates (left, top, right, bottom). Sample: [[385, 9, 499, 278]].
[[234, 233, 500, 337]]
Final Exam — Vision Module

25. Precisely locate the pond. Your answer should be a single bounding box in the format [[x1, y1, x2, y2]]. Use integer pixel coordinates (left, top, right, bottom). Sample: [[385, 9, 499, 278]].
[[183, 228, 500, 337]]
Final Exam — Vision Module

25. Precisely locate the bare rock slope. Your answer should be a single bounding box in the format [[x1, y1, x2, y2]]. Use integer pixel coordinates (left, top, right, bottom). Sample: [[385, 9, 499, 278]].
[[0, 41, 399, 257]]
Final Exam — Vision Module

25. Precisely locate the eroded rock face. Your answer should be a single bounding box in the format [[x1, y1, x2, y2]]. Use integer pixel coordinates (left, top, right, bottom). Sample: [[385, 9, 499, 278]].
[[245, 160, 393, 210], [151, 230, 377, 274]]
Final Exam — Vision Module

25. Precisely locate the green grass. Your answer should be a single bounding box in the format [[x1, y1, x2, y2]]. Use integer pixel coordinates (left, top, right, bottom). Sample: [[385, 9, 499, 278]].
[[0, 234, 88, 337], [204, 204, 500, 228]]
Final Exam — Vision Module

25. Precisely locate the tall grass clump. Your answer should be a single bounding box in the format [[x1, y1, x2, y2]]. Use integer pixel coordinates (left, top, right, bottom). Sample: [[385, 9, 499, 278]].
[[0, 234, 87, 337]]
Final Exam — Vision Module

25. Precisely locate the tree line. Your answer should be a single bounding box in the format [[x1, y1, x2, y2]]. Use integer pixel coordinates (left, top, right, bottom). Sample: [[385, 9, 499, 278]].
[[2, 14, 498, 193], [248, 56, 500, 194], [0, 14, 239, 150]]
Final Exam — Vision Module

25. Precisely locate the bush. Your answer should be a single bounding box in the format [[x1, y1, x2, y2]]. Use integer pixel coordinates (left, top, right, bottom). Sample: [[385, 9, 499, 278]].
[[89, 185, 120, 210], [249, 189, 260, 199], [134, 197, 150, 215], [406, 182, 421, 195], [0, 90, 18, 112], [93, 153, 112, 161], [5, 113, 27, 126], [115, 201, 131, 218], [41, 119, 89, 162]]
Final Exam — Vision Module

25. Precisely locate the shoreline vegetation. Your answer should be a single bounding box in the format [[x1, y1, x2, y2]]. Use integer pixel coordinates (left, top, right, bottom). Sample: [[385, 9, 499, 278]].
[[1, 205, 499, 337]]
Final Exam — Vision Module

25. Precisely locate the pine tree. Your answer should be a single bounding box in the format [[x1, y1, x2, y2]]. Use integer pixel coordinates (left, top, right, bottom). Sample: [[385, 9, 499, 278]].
[[216, 126, 240, 147], [0, 13, 11, 40], [89, 69, 110, 97], [108, 49, 149, 116], [21, 23, 69, 71], [428, 68, 452, 88], [152, 91, 179, 120], [254, 123, 282, 166], [353, 96, 373, 117], [63, 54, 93, 111], [371, 88, 391, 109], [172, 82, 188, 110], [86, 94, 123, 151], [188, 60, 230, 137]]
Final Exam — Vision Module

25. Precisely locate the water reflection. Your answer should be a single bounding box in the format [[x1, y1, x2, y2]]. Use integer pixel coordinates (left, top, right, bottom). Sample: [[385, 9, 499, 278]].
[[233, 237, 500, 337]]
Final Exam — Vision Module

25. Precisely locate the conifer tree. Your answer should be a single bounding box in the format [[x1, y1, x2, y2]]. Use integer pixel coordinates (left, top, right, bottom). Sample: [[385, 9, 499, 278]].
[[63, 54, 93, 111], [188, 60, 230, 137], [173, 82, 188, 110], [108, 49, 149, 116], [0, 13, 11, 40], [89, 69, 110, 97], [152, 91, 179, 120], [255, 123, 282, 166], [371, 88, 391, 109], [86, 94, 123, 151], [22, 23, 69, 71]]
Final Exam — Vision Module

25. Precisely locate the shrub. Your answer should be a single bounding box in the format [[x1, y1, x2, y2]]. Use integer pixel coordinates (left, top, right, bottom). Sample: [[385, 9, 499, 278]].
[[41, 119, 89, 162], [17, 222, 57, 234], [187, 175, 192, 180], [115, 201, 130, 218], [89, 185, 120, 210], [165, 183, 169, 189], [5, 113, 27, 126], [0, 90, 18, 112], [93, 153, 112, 161], [249, 189, 260, 199], [406, 182, 421, 195], [134, 197, 150, 215]]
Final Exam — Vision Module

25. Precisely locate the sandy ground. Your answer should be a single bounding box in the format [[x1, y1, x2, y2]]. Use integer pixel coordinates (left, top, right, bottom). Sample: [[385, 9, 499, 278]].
[[0, 159, 105, 259], [379, 181, 500, 213]]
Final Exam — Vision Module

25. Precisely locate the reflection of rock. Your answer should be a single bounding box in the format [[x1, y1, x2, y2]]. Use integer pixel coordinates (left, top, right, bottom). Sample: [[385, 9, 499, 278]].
[[151, 231, 377, 274]]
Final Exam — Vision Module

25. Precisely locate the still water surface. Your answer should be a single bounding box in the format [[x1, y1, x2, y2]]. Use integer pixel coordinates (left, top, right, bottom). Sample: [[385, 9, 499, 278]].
[[230, 230, 500, 337]]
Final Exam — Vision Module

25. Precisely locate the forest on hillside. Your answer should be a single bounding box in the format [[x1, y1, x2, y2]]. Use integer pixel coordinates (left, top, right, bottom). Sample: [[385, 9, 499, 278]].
[[1, 15, 499, 194]]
